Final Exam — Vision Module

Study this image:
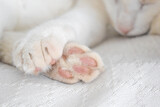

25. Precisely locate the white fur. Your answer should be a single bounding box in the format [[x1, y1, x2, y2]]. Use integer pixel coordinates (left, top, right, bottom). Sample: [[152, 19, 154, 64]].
[[0, 0, 159, 75], [0, 0, 109, 74]]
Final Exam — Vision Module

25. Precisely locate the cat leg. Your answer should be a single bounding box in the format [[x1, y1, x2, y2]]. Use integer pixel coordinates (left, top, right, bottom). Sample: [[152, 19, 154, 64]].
[[12, 0, 108, 75]]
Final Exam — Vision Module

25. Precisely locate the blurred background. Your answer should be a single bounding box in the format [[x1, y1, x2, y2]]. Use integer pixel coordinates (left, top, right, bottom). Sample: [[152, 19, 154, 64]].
[[0, 0, 160, 106]]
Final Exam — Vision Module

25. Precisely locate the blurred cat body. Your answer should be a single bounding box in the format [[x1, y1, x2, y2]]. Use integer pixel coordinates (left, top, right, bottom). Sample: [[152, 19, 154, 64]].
[[104, 0, 160, 36], [1, 0, 160, 39]]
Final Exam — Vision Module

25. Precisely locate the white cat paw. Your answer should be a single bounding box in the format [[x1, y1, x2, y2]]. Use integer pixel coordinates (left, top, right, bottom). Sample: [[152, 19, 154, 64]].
[[46, 42, 104, 83], [12, 31, 66, 74]]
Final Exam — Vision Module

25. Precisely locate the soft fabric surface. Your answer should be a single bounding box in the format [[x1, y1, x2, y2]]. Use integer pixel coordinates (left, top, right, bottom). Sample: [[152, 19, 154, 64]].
[[0, 35, 160, 107]]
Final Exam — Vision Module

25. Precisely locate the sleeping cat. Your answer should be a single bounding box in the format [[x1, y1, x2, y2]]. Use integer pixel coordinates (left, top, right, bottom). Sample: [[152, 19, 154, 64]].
[[104, 0, 160, 36], [0, 0, 160, 83]]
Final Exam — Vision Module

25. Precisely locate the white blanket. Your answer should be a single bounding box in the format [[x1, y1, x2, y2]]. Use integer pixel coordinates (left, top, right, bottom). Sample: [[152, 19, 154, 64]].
[[0, 35, 160, 107]]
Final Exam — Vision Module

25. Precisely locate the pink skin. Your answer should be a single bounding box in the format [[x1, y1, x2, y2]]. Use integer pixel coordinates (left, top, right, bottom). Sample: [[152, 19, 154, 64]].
[[34, 67, 41, 75], [34, 59, 56, 74], [50, 59, 56, 65], [68, 47, 84, 55], [58, 68, 73, 79], [73, 65, 91, 74], [58, 47, 98, 79], [80, 57, 97, 67]]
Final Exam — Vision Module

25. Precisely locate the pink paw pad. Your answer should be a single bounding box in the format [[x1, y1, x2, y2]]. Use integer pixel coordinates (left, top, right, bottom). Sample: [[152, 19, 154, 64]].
[[68, 47, 84, 55], [58, 68, 73, 79], [73, 65, 91, 74], [80, 57, 97, 67], [46, 42, 104, 83]]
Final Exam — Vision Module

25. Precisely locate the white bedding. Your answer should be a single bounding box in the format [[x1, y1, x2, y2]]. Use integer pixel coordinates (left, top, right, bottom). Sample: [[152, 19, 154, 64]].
[[0, 35, 160, 107]]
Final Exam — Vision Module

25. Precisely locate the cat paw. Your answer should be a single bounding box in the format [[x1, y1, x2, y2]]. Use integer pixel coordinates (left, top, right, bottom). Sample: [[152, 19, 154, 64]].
[[13, 34, 66, 74], [46, 42, 104, 83]]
